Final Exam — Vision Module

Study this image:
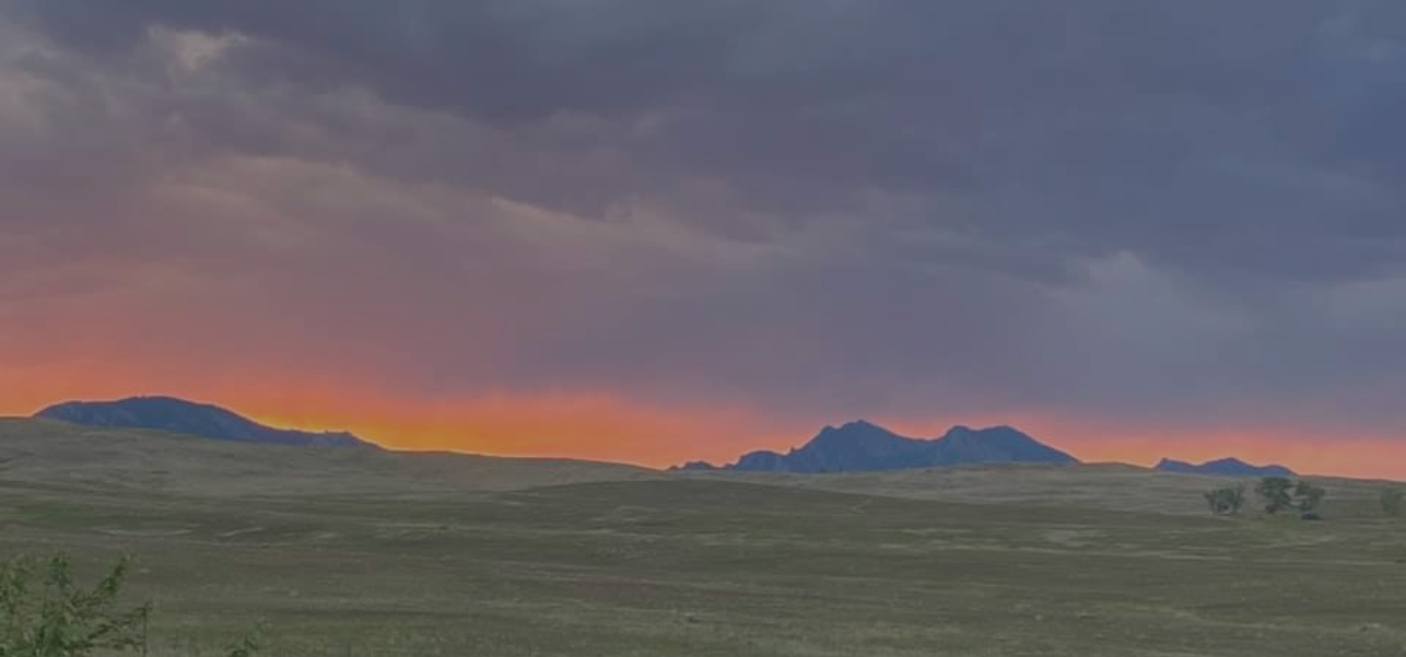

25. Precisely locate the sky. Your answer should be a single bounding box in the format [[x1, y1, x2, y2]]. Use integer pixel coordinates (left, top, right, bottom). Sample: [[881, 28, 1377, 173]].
[[2, 1, 1406, 478]]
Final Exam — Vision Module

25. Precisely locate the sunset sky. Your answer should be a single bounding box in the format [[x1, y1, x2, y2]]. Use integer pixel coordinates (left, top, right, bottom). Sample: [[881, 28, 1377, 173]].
[[3, 1, 1406, 478]]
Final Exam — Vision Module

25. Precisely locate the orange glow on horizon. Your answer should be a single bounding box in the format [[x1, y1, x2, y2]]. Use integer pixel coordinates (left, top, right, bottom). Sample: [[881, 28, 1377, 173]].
[[0, 362, 795, 467], [4, 365, 1404, 481]]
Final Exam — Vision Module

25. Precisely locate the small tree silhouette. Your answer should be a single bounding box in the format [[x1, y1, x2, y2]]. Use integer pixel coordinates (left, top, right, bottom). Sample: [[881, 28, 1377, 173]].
[[1255, 477, 1326, 517], [1293, 480, 1325, 514], [1255, 477, 1295, 514], [1203, 485, 1245, 515]]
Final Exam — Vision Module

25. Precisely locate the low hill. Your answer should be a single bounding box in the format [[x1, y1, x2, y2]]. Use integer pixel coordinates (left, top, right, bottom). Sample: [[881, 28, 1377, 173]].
[[1155, 457, 1294, 477], [689, 420, 1077, 473], [0, 418, 656, 496], [36, 396, 373, 448]]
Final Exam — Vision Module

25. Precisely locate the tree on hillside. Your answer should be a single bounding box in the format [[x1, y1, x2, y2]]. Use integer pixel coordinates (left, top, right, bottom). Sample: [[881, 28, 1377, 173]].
[[1203, 485, 1245, 515], [1380, 488, 1403, 517], [1256, 476, 1295, 514], [1293, 480, 1325, 514], [1254, 477, 1326, 517]]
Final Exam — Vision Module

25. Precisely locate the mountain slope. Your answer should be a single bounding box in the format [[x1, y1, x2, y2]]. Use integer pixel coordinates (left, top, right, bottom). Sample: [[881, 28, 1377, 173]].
[[0, 418, 656, 496], [1155, 457, 1294, 477], [701, 420, 1077, 473], [35, 396, 374, 448]]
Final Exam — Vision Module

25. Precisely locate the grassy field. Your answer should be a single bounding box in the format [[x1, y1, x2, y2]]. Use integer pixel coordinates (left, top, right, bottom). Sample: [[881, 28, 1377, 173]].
[[2, 420, 1405, 656]]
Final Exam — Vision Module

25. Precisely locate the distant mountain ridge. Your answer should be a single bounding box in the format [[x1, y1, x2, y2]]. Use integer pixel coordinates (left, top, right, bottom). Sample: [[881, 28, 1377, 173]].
[[1155, 457, 1293, 477], [35, 396, 376, 448], [681, 420, 1078, 473]]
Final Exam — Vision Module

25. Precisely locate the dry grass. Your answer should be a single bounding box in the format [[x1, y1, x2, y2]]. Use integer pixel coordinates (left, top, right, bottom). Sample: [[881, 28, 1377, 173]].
[[2, 419, 1404, 656], [696, 462, 1398, 516]]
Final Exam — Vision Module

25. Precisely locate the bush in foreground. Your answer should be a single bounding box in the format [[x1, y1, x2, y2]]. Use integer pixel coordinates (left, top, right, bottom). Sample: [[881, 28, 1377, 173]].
[[0, 555, 258, 657], [0, 555, 147, 657]]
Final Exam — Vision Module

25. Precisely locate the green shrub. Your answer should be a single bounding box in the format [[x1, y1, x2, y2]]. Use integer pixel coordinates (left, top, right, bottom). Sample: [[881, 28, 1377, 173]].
[[0, 555, 149, 657], [224, 630, 262, 657], [0, 554, 259, 657]]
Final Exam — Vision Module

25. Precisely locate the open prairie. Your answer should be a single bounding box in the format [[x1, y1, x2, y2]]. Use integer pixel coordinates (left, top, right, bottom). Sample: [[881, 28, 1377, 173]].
[[2, 420, 1404, 657]]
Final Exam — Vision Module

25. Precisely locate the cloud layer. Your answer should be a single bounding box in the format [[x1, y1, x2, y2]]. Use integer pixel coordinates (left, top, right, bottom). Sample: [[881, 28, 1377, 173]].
[[3, 1, 1405, 473]]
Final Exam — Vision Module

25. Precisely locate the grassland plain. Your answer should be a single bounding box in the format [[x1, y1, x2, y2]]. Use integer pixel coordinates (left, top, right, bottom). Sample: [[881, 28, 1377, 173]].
[[2, 419, 1405, 656]]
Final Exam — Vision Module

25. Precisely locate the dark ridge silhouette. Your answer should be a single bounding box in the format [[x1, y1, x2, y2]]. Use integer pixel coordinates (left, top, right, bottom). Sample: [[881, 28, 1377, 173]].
[[683, 420, 1078, 473], [1155, 457, 1293, 477], [35, 396, 376, 448]]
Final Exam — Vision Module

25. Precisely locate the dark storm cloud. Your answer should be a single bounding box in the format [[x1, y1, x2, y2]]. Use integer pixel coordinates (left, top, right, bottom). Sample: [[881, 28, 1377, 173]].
[[3, 0, 1406, 433], [13, 0, 1406, 282]]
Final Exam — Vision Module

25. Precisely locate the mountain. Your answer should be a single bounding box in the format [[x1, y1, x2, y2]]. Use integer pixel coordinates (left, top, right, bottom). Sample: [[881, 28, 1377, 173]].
[[1155, 457, 1293, 477], [35, 396, 376, 448], [689, 420, 1078, 473]]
